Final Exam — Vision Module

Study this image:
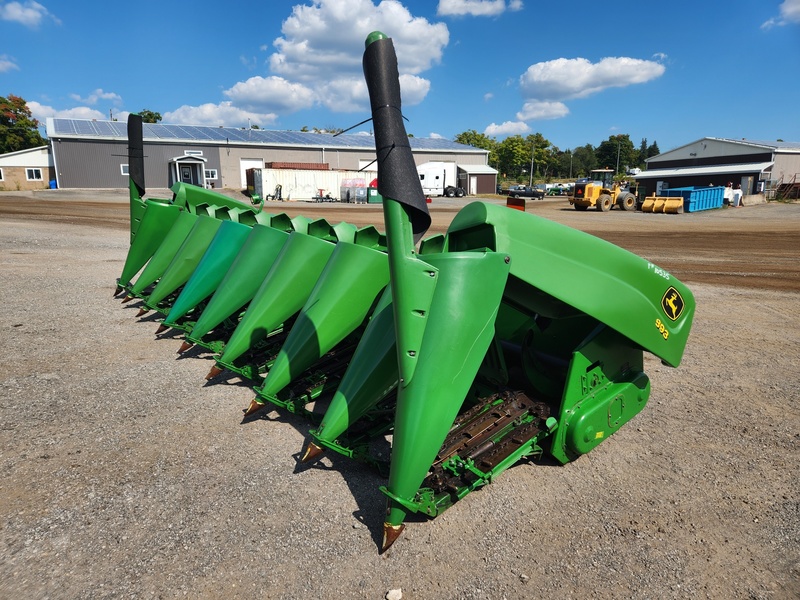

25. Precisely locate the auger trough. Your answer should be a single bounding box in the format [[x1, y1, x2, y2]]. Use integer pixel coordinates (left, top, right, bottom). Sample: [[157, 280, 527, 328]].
[[115, 32, 695, 554]]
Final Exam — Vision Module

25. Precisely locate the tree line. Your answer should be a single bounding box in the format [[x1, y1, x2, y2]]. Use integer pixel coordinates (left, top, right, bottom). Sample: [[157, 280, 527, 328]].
[[454, 130, 660, 184]]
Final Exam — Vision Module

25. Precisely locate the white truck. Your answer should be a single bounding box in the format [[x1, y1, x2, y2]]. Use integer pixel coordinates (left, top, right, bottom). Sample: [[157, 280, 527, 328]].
[[417, 161, 465, 197]]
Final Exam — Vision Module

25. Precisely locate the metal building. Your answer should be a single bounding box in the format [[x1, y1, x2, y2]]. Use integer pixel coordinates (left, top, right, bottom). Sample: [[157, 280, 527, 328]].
[[45, 118, 492, 191], [634, 137, 800, 197]]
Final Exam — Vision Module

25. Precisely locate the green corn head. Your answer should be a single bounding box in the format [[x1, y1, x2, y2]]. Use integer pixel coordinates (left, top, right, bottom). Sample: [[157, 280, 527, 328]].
[[116, 36, 695, 554]]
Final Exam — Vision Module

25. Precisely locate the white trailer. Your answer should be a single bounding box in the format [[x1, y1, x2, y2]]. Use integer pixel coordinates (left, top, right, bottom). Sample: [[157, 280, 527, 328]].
[[417, 161, 465, 197]]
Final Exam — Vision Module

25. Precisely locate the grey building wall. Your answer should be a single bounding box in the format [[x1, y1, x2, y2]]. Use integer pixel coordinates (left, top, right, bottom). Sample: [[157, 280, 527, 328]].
[[50, 136, 487, 190], [51, 139, 223, 189], [52, 139, 128, 189], [773, 153, 800, 183], [141, 143, 222, 188]]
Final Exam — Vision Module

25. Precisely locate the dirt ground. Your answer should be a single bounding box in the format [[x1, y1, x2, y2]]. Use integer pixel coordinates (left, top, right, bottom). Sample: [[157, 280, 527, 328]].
[[0, 190, 798, 599]]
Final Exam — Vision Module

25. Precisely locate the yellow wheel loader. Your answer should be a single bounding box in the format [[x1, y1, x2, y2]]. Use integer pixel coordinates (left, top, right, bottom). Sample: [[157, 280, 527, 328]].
[[568, 169, 638, 212]]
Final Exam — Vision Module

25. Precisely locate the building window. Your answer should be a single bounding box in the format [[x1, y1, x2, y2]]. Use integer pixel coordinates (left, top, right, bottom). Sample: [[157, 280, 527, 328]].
[[26, 168, 43, 181], [120, 164, 129, 175], [204, 169, 218, 180], [185, 150, 203, 156], [0, 168, 4, 181]]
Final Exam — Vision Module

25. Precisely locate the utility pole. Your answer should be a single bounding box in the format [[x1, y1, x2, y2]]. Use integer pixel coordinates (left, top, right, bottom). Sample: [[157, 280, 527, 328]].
[[569, 151, 573, 179], [616, 137, 621, 175], [529, 141, 535, 187]]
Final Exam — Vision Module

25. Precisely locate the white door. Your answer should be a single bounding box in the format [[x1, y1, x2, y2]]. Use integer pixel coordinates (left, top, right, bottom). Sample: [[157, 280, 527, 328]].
[[470, 176, 477, 195], [240, 158, 263, 189]]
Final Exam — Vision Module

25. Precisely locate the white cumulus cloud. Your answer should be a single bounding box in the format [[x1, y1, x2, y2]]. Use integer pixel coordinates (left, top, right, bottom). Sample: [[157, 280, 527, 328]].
[[437, 0, 523, 17], [223, 76, 316, 113], [28, 101, 105, 121], [272, 0, 447, 78], [762, 0, 800, 29], [161, 0, 449, 125], [516, 100, 569, 121], [484, 121, 530, 136], [68, 88, 122, 106], [163, 102, 278, 128], [0, 1, 60, 27], [519, 56, 665, 101]]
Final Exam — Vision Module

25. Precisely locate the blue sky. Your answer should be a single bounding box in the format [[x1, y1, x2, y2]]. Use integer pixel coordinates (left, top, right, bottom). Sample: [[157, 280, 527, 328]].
[[2, 0, 799, 152]]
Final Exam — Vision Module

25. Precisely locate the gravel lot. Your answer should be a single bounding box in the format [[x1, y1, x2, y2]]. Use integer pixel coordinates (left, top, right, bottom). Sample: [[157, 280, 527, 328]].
[[1, 190, 798, 599]]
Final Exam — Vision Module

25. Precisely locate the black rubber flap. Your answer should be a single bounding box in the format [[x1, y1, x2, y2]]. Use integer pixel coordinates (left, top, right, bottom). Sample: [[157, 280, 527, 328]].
[[363, 37, 431, 240], [127, 113, 145, 197]]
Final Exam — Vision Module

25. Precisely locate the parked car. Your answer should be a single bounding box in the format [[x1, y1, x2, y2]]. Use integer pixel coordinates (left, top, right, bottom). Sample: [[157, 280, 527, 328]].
[[506, 185, 545, 199]]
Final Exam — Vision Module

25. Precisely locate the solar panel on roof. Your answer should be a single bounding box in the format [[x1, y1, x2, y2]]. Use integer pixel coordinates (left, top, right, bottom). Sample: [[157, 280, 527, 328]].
[[74, 120, 97, 135], [222, 128, 249, 142], [181, 125, 214, 140], [47, 118, 484, 153], [52, 119, 77, 134], [145, 124, 180, 139], [93, 121, 118, 136]]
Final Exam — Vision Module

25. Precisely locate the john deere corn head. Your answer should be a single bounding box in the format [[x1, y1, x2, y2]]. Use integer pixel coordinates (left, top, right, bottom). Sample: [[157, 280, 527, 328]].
[[115, 33, 695, 553]]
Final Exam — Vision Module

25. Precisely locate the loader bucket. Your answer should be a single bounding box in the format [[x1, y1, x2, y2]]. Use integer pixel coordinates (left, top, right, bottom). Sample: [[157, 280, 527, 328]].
[[663, 197, 684, 214], [641, 195, 684, 214], [211, 219, 348, 380], [139, 214, 223, 314], [160, 219, 253, 330], [182, 217, 296, 352], [252, 226, 390, 413]]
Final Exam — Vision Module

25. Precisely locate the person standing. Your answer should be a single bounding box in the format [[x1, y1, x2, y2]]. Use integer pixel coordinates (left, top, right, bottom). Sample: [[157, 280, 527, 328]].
[[724, 182, 733, 206], [732, 184, 744, 207]]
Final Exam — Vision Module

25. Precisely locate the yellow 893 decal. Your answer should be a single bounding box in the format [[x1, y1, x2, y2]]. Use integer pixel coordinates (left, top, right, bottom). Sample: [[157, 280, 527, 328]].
[[655, 318, 670, 340]]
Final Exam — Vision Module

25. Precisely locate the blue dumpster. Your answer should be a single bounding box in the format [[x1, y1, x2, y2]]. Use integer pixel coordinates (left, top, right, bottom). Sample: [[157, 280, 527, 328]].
[[665, 186, 724, 212]]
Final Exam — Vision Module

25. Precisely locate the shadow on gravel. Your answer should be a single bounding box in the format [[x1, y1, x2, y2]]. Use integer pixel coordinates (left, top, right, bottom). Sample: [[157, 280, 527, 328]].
[[240, 406, 391, 551]]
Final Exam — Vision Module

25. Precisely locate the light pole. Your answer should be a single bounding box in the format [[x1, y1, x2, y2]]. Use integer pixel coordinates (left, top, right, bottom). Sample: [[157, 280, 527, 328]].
[[615, 137, 621, 175], [569, 151, 573, 179]]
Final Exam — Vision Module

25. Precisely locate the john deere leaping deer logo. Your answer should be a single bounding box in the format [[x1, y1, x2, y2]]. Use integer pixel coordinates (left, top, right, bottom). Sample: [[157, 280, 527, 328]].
[[661, 287, 685, 321]]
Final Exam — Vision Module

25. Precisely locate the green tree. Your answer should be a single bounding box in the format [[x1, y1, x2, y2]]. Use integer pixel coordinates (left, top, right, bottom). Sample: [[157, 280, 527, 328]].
[[139, 109, 162, 124], [571, 144, 597, 177], [454, 129, 498, 168], [638, 138, 648, 168], [595, 134, 637, 174], [525, 132, 556, 181], [646, 140, 660, 159], [0, 94, 45, 154], [496, 135, 532, 181], [555, 150, 575, 179]]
